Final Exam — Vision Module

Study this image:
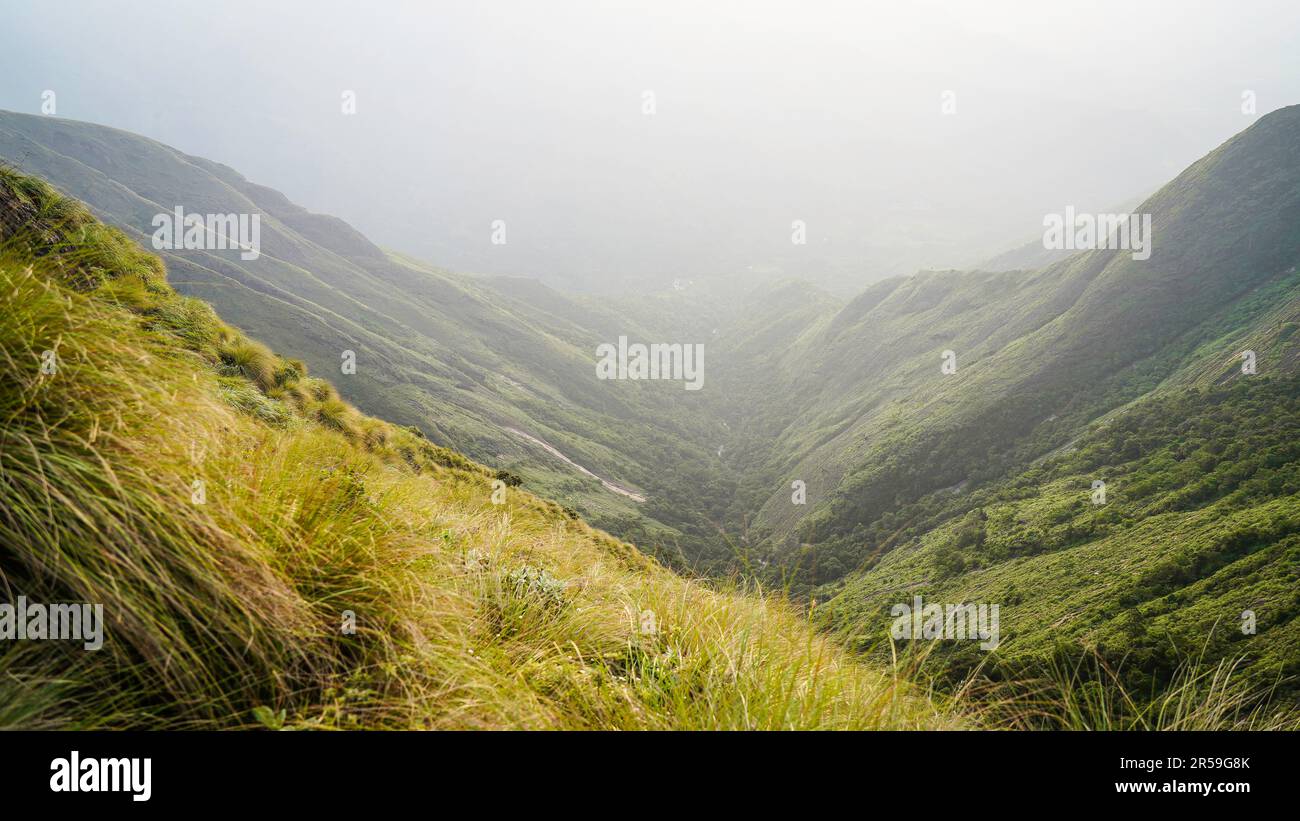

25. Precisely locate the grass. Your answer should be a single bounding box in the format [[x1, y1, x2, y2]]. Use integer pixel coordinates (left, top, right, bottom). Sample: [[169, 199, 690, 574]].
[[978, 649, 1300, 731], [217, 337, 278, 392]]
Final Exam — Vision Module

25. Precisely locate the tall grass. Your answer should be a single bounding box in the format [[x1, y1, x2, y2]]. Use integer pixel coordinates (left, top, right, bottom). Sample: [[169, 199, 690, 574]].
[[972, 648, 1300, 731]]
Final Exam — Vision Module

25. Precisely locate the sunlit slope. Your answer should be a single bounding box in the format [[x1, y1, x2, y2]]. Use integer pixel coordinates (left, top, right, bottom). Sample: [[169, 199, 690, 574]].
[[0, 168, 954, 729]]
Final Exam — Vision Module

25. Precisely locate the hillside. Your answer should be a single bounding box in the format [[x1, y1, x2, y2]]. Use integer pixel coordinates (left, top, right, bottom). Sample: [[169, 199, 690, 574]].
[[0, 167, 966, 729], [723, 108, 1300, 707], [817, 377, 1300, 704], [0, 110, 739, 571], [714, 106, 1300, 575]]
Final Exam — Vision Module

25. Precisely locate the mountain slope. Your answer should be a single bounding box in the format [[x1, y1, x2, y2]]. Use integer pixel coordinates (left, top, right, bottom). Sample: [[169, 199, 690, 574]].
[[817, 376, 1300, 703], [744, 109, 1300, 704], [731, 106, 1300, 572], [0, 110, 736, 569]]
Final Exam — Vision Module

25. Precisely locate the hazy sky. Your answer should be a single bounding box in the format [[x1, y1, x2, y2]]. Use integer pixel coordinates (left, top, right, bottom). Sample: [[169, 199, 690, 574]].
[[3, 0, 1299, 293]]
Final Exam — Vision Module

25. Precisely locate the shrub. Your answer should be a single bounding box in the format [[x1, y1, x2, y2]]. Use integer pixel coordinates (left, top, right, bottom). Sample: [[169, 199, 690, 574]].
[[314, 398, 356, 436], [495, 469, 523, 487], [218, 338, 277, 392]]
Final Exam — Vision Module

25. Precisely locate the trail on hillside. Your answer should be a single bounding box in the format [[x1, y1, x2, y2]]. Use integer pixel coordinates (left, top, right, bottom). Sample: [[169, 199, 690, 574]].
[[503, 427, 647, 502]]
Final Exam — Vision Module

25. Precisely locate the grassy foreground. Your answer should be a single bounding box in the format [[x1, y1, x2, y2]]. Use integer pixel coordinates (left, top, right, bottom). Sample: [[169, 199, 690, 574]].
[[0, 167, 962, 729]]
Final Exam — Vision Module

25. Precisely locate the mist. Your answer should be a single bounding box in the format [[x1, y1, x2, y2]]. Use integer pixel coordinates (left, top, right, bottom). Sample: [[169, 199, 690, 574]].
[[3, 0, 1299, 294]]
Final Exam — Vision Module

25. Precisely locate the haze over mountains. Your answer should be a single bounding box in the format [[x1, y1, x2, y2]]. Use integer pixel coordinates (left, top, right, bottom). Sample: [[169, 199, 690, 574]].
[[4, 102, 1300, 697], [7, 1, 1299, 295]]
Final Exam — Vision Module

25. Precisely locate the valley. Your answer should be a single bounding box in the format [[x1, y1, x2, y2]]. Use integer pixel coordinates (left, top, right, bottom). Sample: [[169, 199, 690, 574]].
[[3, 104, 1299, 708]]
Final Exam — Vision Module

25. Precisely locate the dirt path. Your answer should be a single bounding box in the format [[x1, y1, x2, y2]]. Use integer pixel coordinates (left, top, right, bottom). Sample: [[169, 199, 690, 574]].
[[503, 427, 647, 502]]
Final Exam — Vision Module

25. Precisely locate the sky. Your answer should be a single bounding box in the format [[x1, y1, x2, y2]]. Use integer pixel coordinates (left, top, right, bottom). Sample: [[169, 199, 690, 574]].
[[3, 0, 1299, 294]]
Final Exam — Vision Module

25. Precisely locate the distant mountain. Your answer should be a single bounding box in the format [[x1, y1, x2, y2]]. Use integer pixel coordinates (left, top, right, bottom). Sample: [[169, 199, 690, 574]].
[[750, 104, 1300, 558]]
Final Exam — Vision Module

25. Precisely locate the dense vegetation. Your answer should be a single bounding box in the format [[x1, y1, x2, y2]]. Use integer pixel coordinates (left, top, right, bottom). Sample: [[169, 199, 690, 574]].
[[816, 376, 1300, 710]]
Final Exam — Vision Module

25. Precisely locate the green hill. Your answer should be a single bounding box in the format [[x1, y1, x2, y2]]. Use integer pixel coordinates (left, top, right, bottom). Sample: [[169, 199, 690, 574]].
[[816, 377, 1300, 704], [709, 106, 1300, 574], [714, 107, 1300, 710]]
